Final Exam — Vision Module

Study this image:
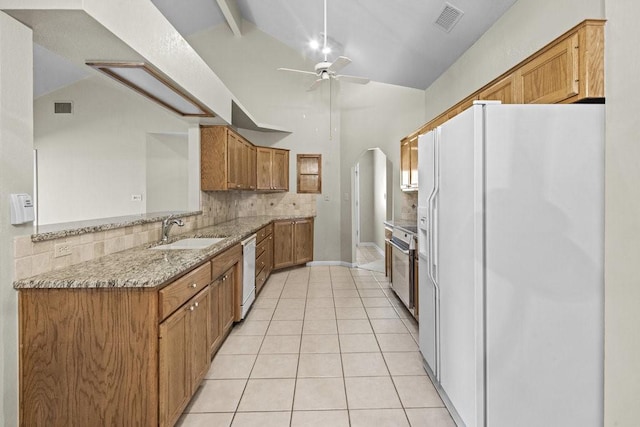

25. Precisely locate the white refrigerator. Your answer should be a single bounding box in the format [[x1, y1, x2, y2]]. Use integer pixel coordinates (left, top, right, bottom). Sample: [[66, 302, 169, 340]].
[[417, 102, 604, 427]]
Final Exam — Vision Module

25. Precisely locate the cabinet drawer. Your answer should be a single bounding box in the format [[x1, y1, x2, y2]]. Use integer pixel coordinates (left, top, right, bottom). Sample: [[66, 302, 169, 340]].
[[256, 251, 267, 277], [211, 244, 242, 280], [256, 267, 268, 293], [256, 237, 270, 259], [256, 226, 268, 243], [159, 263, 211, 320], [256, 224, 273, 243]]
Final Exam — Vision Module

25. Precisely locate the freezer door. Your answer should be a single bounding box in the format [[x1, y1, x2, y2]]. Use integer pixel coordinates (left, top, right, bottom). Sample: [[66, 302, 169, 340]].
[[437, 105, 484, 427], [483, 104, 604, 426], [417, 130, 437, 376]]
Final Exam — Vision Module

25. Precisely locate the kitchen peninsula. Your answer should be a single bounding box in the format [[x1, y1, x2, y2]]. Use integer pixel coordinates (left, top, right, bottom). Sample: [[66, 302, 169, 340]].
[[14, 214, 314, 427]]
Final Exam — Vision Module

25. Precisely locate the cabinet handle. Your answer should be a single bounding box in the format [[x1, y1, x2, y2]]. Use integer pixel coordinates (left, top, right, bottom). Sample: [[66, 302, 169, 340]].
[[191, 283, 197, 288], [194, 302, 199, 308], [189, 305, 195, 311]]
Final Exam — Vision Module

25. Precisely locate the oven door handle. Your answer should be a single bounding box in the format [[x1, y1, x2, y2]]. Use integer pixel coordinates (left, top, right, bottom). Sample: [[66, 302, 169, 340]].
[[389, 240, 410, 256]]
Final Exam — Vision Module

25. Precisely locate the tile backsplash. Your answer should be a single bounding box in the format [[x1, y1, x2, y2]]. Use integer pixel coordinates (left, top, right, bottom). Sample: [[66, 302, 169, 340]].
[[13, 191, 317, 281], [398, 192, 418, 221]]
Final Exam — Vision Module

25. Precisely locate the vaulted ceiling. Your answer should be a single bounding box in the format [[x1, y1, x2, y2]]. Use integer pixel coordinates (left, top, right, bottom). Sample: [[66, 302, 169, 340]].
[[151, 0, 519, 90], [29, 0, 519, 99]]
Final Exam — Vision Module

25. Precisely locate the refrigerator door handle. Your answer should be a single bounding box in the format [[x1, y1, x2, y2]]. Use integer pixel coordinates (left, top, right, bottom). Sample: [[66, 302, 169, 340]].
[[431, 127, 441, 381]]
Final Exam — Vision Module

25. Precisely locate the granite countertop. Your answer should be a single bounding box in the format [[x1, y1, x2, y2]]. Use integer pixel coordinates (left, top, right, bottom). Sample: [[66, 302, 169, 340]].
[[14, 215, 311, 290]]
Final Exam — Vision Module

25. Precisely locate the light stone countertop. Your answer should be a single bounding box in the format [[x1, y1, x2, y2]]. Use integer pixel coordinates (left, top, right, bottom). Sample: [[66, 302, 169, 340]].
[[14, 215, 312, 290]]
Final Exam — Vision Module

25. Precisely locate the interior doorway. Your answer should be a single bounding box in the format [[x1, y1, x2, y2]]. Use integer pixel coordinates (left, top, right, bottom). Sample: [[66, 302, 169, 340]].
[[352, 148, 393, 271]]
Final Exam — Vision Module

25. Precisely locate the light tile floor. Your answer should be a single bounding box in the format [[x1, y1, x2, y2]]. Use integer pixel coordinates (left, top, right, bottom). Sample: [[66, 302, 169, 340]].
[[177, 266, 456, 427]]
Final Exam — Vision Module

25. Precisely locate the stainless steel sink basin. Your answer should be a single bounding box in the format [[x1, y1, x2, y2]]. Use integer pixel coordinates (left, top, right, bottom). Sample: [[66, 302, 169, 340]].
[[150, 237, 225, 250]]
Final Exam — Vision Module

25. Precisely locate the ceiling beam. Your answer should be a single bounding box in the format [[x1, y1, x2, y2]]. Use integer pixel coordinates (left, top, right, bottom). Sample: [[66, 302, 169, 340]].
[[215, 0, 242, 36]]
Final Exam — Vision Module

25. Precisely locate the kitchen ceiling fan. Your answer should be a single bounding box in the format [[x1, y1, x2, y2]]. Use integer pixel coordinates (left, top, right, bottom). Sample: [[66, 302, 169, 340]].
[[277, 0, 370, 91]]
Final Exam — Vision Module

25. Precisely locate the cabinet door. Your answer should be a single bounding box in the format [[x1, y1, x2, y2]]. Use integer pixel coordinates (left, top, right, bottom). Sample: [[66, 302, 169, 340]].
[[221, 268, 235, 334], [249, 145, 257, 190], [293, 219, 314, 265], [400, 139, 410, 188], [159, 305, 191, 427], [227, 132, 241, 189], [256, 147, 273, 190], [409, 137, 419, 188], [478, 74, 519, 104], [208, 279, 223, 356], [190, 288, 210, 393], [200, 126, 228, 191], [273, 221, 294, 269], [272, 149, 289, 191], [517, 33, 579, 104]]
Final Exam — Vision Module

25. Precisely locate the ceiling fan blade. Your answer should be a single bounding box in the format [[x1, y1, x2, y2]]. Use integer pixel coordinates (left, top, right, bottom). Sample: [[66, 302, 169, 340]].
[[336, 74, 370, 85], [327, 56, 351, 73], [277, 67, 317, 76], [307, 79, 324, 91]]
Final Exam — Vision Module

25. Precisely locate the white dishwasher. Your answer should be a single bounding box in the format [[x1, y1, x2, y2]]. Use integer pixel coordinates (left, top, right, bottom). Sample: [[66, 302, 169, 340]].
[[240, 234, 257, 319]]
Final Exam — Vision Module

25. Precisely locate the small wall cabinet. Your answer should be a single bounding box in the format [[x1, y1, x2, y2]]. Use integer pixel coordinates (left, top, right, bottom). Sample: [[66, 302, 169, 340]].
[[257, 147, 289, 191], [297, 154, 322, 194]]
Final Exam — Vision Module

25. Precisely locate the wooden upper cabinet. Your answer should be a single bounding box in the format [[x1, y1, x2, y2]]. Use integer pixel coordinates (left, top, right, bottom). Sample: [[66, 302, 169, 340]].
[[400, 138, 411, 190], [478, 74, 520, 104], [409, 137, 418, 188], [401, 136, 419, 191], [410, 20, 604, 139], [256, 147, 289, 191], [516, 33, 579, 104], [201, 126, 254, 191], [516, 21, 604, 104]]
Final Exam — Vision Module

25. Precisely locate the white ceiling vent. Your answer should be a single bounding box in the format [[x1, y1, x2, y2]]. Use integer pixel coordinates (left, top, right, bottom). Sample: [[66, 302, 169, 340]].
[[435, 3, 464, 33], [54, 101, 73, 114]]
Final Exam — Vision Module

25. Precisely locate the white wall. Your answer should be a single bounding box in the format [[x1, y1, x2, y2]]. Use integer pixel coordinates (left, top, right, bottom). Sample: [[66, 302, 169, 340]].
[[145, 133, 189, 213], [604, 1, 640, 424], [34, 75, 190, 224], [357, 150, 375, 243], [372, 148, 388, 250], [340, 82, 425, 262], [0, 12, 33, 427]]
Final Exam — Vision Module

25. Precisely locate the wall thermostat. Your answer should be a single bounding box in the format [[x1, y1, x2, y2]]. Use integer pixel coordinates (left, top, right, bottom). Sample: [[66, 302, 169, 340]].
[[10, 193, 35, 225]]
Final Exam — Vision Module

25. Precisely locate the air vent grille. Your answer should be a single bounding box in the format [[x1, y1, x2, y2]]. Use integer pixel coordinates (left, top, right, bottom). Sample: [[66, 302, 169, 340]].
[[54, 102, 73, 114], [435, 3, 464, 33]]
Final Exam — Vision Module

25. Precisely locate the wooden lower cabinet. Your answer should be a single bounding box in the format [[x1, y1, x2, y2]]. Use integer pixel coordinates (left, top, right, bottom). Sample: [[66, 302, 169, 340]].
[[273, 218, 314, 270], [18, 243, 244, 427], [159, 287, 210, 427]]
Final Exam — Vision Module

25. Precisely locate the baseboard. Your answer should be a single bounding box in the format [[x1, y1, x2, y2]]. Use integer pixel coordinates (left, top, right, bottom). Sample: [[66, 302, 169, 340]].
[[306, 261, 356, 268]]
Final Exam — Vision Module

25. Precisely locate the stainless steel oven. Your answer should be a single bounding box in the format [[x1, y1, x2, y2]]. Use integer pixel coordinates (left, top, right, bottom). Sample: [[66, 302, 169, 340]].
[[389, 227, 416, 315]]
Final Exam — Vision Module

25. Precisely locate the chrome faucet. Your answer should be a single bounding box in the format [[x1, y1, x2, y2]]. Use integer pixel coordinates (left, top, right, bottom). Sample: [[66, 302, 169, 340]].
[[161, 216, 185, 242]]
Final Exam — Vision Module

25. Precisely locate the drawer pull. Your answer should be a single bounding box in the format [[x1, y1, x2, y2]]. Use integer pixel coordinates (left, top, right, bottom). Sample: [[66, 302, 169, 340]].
[[189, 305, 195, 311], [194, 302, 199, 308], [191, 283, 197, 288]]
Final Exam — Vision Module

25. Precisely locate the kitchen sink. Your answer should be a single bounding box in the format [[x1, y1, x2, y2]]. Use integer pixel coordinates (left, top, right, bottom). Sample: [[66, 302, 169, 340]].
[[150, 237, 226, 250]]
